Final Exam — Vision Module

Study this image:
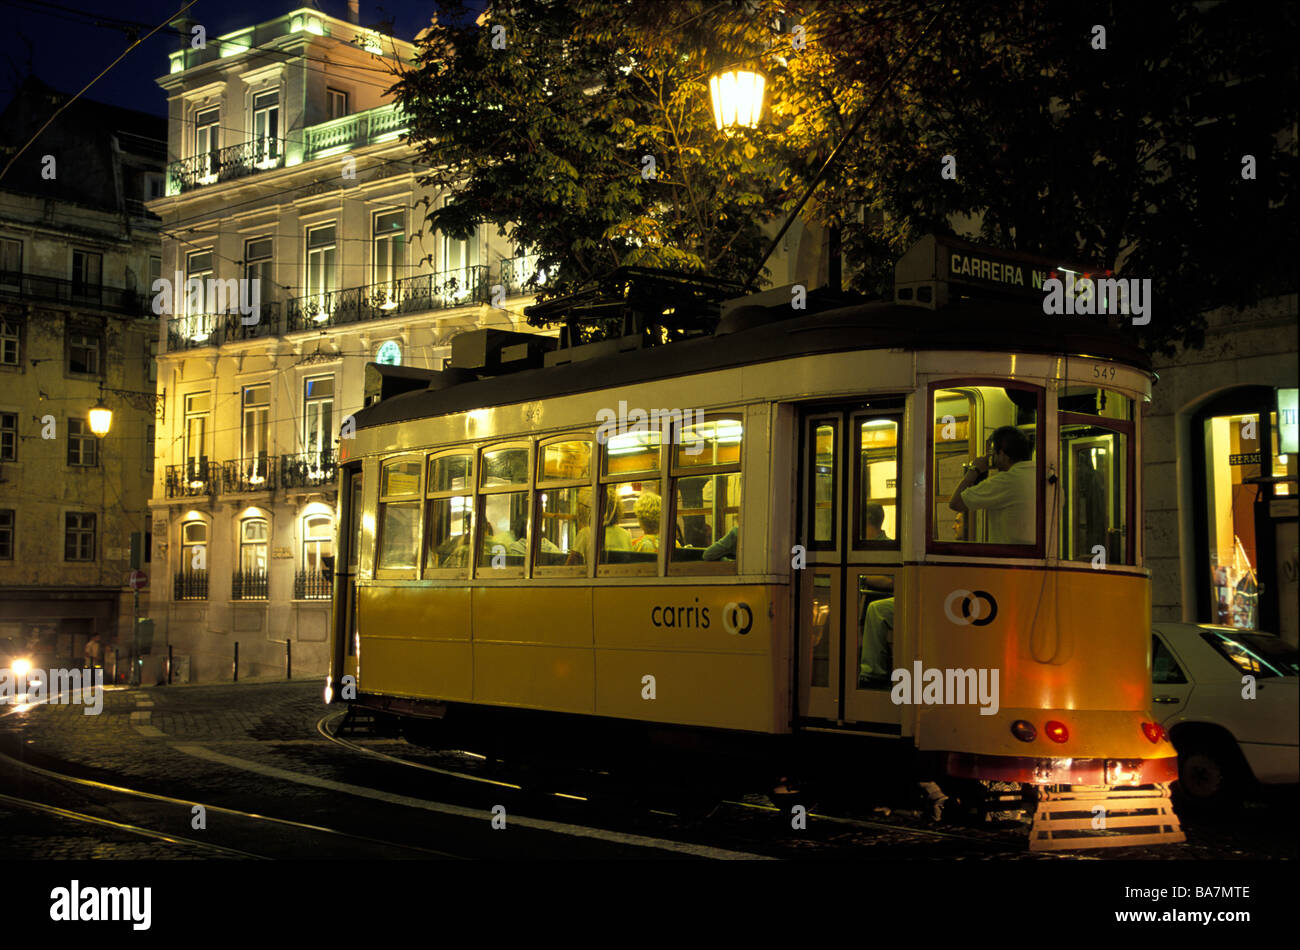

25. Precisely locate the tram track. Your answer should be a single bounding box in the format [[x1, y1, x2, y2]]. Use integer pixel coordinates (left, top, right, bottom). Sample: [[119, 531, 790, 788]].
[[317, 711, 1082, 858]]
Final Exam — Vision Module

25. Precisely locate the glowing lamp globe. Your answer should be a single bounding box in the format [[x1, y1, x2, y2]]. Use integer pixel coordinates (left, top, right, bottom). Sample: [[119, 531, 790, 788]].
[[709, 69, 766, 132], [88, 400, 113, 436]]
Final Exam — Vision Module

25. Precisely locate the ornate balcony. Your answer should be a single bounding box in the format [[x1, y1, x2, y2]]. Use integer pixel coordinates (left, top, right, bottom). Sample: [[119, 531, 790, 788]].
[[231, 570, 268, 601], [221, 457, 276, 493], [0, 270, 154, 317], [293, 569, 331, 600], [301, 103, 408, 160], [166, 303, 281, 352], [498, 254, 547, 296], [280, 451, 336, 491], [165, 460, 216, 498], [173, 570, 208, 601], [286, 266, 488, 332], [167, 138, 285, 194]]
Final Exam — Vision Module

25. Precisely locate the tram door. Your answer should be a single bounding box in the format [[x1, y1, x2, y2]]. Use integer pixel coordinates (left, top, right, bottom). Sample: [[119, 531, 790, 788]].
[[331, 468, 363, 676], [796, 401, 905, 731]]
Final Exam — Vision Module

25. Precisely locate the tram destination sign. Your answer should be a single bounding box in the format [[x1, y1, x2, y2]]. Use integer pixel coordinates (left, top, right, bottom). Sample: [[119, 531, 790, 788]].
[[894, 234, 1098, 308]]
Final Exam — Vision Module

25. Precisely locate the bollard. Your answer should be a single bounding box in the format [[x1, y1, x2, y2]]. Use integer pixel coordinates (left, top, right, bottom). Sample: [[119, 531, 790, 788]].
[[286, 639, 292, 681], [233, 641, 239, 682], [167, 644, 173, 685]]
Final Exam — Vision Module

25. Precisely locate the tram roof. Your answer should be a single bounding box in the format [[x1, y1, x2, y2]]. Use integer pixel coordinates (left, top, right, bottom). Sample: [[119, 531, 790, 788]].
[[353, 298, 1151, 431]]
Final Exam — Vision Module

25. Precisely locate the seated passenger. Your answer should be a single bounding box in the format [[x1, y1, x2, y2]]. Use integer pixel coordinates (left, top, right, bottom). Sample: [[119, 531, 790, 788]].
[[632, 491, 661, 553], [702, 522, 738, 561], [569, 487, 632, 563], [859, 596, 894, 682], [863, 502, 891, 542]]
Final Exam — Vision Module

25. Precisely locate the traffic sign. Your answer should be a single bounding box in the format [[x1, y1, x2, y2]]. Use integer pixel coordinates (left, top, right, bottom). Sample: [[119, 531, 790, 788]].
[[128, 570, 148, 590]]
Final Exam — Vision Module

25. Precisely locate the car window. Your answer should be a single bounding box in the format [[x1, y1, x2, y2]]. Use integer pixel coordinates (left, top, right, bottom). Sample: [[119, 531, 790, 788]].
[[1200, 630, 1299, 680], [1152, 634, 1188, 685]]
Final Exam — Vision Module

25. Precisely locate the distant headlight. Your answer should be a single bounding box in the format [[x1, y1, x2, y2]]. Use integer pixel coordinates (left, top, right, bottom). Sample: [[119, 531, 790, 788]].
[[11, 658, 31, 677]]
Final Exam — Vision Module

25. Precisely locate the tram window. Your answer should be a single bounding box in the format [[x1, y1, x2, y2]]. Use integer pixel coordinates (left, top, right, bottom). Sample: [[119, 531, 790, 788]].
[[537, 438, 592, 568], [478, 490, 530, 567], [482, 447, 528, 487], [809, 421, 837, 548], [377, 458, 421, 572], [855, 418, 899, 548], [672, 473, 742, 562], [809, 574, 831, 687], [429, 452, 472, 492], [425, 495, 473, 568], [599, 481, 661, 565], [676, 417, 742, 468], [1060, 425, 1129, 565], [602, 429, 661, 476], [1058, 385, 1133, 422], [932, 385, 1040, 549]]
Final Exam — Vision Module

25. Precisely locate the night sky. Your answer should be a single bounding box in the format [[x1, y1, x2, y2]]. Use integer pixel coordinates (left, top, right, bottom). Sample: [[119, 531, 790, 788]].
[[0, 1, 473, 118]]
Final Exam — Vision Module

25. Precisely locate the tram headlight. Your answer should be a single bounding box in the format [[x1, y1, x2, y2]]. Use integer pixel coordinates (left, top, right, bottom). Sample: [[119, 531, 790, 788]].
[[1044, 720, 1069, 743], [323, 677, 334, 705], [1141, 721, 1164, 744], [1010, 720, 1037, 742], [11, 658, 31, 677]]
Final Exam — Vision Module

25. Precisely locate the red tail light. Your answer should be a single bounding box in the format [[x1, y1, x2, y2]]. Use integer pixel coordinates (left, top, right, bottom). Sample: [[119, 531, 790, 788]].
[[1141, 721, 1164, 743], [1044, 720, 1069, 743]]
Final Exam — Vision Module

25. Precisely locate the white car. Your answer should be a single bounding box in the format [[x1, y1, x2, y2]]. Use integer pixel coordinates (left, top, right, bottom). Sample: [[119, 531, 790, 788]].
[[1151, 623, 1299, 806]]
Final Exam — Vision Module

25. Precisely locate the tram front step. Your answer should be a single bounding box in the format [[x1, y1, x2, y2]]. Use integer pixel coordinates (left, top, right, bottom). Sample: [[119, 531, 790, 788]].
[[1028, 784, 1185, 851]]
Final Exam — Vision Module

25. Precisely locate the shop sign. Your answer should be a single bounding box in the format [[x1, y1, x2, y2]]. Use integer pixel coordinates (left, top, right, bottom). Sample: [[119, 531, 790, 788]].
[[1279, 388, 1298, 454], [1228, 452, 1262, 465]]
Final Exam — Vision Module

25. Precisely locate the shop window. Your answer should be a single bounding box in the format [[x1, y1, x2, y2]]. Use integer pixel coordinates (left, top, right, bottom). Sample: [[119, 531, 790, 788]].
[[1203, 412, 1264, 628]]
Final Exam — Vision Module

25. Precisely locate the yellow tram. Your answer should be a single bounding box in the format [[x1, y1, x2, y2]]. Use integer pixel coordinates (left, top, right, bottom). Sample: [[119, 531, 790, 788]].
[[326, 262, 1180, 838]]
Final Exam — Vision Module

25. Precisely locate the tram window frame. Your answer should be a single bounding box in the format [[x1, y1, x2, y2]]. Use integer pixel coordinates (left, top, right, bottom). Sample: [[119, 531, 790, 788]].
[[422, 448, 476, 577], [667, 411, 743, 576], [851, 412, 902, 552], [1058, 410, 1135, 568], [475, 441, 532, 578], [806, 416, 839, 552], [374, 455, 423, 577], [536, 433, 596, 576], [596, 427, 665, 577], [926, 380, 1045, 558]]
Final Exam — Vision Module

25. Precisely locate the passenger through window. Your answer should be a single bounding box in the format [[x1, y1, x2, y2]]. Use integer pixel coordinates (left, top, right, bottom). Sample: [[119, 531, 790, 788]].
[[671, 415, 743, 566]]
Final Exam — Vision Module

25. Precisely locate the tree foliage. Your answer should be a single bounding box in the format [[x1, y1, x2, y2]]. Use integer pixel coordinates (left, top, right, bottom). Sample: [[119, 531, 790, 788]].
[[394, 0, 1296, 352]]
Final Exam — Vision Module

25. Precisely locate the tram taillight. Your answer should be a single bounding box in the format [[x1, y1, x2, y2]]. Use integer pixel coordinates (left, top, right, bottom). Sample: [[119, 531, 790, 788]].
[[1044, 721, 1069, 743], [1011, 720, 1037, 742], [1141, 722, 1165, 743]]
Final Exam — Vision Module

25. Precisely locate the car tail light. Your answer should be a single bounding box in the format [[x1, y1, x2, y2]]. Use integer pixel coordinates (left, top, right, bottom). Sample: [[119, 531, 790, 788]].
[[1011, 720, 1037, 742], [1044, 720, 1069, 743], [1141, 721, 1164, 743]]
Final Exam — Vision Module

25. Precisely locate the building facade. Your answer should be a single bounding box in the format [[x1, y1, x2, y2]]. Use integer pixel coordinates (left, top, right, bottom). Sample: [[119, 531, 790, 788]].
[[0, 77, 165, 670], [145, 8, 556, 683]]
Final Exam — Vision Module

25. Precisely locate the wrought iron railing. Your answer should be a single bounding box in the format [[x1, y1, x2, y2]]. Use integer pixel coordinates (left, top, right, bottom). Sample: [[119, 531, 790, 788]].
[[280, 451, 336, 490], [231, 570, 269, 600], [301, 103, 408, 160], [167, 138, 285, 194], [165, 460, 216, 498], [286, 265, 488, 332], [0, 270, 154, 317], [221, 457, 276, 493], [498, 254, 547, 296], [174, 570, 208, 601], [166, 303, 281, 351], [294, 569, 331, 600]]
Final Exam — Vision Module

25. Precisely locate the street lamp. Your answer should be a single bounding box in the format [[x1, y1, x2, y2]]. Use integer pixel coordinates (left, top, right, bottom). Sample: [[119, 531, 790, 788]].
[[88, 398, 113, 436], [709, 68, 766, 132]]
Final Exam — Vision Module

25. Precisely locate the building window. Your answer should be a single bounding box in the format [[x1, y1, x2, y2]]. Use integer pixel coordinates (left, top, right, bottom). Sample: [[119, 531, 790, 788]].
[[245, 237, 272, 303], [71, 250, 102, 299], [373, 210, 404, 293], [242, 383, 271, 482], [65, 512, 96, 561], [304, 375, 334, 462], [177, 520, 208, 600], [0, 411, 15, 461], [148, 339, 159, 383], [234, 517, 269, 600], [194, 108, 220, 179], [327, 88, 348, 120], [183, 392, 209, 478], [303, 515, 332, 571], [1, 237, 21, 285], [183, 250, 214, 341], [441, 197, 478, 275], [67, 418, 97, 466], [306, 225, 337, 309], [0, 509, 12, 559], [0, 315, 19, 365], [144, 173, 165, 201], [67, 330, 101, 375], [252, 92, 280, 165]]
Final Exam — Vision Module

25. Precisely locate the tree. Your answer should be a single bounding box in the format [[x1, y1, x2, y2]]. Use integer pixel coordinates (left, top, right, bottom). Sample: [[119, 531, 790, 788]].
[[395, 0, 1296, 353]]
